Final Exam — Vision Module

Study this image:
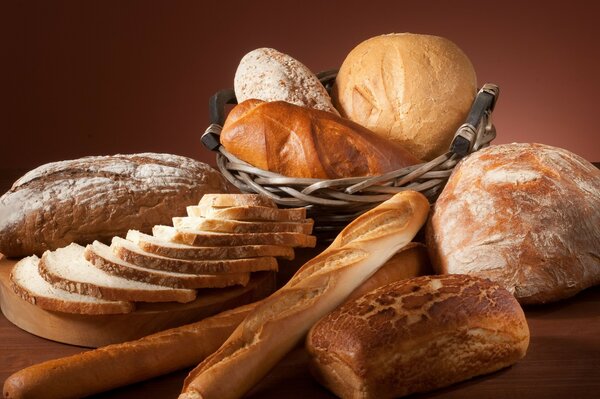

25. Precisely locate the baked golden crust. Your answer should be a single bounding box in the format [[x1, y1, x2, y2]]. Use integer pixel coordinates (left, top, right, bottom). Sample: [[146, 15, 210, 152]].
[[307, 274, 529, 399]]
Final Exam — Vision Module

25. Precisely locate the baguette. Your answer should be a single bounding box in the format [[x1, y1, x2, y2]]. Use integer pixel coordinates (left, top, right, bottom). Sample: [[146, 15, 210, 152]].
[[3, 232, 429, 399], [180, 191, 429, 399]]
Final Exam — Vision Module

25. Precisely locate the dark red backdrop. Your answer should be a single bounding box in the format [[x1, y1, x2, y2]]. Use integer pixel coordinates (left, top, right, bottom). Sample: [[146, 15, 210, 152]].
[[2, 0, 599, 170]]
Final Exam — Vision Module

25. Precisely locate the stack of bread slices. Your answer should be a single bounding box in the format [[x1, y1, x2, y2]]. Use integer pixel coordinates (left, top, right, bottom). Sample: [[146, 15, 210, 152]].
[[10, 194, 316, 314]]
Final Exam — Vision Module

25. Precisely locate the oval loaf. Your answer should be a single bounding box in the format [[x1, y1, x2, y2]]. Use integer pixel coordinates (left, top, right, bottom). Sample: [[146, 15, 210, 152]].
[[0, 153, 234, 257]]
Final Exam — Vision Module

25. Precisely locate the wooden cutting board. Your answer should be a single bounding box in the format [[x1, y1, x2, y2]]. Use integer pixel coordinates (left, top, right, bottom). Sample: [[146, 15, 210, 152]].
[[0, 254, 275, 348]]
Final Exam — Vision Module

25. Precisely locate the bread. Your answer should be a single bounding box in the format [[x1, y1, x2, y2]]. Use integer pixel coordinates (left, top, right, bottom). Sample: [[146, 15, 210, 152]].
[[127, 229, 295, 260], [3, 229, 430, 399], [306, 274, 530, 399], [9, 255, 133, 315], [188, 205, 306, 222], [39, 243, 197, 303], [332, 33, 477, 161], [180, 191, 429, 399], [221, 99, 420, 179], [113, 235, 279, 274], [84, 241, 250, 289], [199, 193, 276, 208], [234, 47, 338, 114], [0, 153, 235, 257], [173, 216, 314, 234], [427, 143, 600, 304], [153, 225, 317, 248]]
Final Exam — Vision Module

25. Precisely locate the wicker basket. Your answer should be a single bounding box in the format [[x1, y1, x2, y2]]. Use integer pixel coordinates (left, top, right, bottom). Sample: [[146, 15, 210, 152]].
[[201, 70, 499, 237]]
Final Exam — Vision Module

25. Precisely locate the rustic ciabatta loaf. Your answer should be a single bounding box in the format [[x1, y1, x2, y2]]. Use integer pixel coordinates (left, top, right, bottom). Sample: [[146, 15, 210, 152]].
[[153, 225, 317, 248], [180, 191, 430, 399], [198, 194, 276, 208], [112, 236, 278, 274], [188, 205, 306, 222], [307, 275, 530, 399], [3, 233, 430, 399], [427, 143, 600, 304], [84, 241, 250, 289], [0, 153, 234, 257], [127, 230, 294, 260], [39, 243, 197, 303], [234, 47, 339, 114], [220, 99, 420, 179], [173, 216, 314, 234], [10, 255, 133, 315]]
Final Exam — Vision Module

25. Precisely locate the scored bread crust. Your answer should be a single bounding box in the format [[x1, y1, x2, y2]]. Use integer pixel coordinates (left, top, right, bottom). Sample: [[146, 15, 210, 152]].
[[180, 191, 430, 399], [188, 205, 307, 222], [153, 225, 316, 248], [112, 236, 279, 274], [10, 256, 134, 315], [84, 242, 250, 289], [199, 193, 276, 208], [173, 216, 314, 234], [127, 230, 294, 260], [38, 245, 197, 304], [306, 274, 530, 399]]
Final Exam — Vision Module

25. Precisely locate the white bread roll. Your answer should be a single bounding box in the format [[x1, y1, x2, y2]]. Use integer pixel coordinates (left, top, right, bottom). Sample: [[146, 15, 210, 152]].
[[427, 143, 600, 304], [307, 274, 530, 399], [332, 33, 477, 161]]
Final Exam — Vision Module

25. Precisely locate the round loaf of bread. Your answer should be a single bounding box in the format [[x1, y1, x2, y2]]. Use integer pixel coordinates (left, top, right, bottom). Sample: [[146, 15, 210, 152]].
[[427, 143, 600, 304], [307, 274, 529, 399], [332, 33, 477, 161], [234, 48, 339, 115]]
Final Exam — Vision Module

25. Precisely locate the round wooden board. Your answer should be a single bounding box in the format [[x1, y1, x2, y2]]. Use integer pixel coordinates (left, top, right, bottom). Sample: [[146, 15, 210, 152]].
[[0, 254, 275, 348]]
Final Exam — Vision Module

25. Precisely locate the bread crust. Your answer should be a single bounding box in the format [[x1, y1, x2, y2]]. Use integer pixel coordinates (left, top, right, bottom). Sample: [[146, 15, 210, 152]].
[[307, 274, 530, 399]]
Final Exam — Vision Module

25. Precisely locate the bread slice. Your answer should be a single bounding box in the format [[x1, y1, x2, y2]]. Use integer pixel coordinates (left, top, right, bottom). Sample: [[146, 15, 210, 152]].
[[84, 241, 250, 289], [9, 255, 133, 314], [199, 193, 276, 208], [113, 236, 278, 274], [153, 225, 317, 248], [39, 243, 196, 303], [173, 216, 314, 234], [187, 205, 306, 222], [126, 230, 294, 260]]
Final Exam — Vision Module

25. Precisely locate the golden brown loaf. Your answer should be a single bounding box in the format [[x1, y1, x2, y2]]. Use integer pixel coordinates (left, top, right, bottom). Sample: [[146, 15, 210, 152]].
[[427, 143, 600, 304], [220, 99, 420, 179], [332, 33, 477, 161], [307, 274, 530, 399]]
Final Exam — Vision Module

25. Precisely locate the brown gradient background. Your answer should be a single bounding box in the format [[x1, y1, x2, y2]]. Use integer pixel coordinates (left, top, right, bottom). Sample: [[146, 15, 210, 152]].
[[2, 0, 599, 170]]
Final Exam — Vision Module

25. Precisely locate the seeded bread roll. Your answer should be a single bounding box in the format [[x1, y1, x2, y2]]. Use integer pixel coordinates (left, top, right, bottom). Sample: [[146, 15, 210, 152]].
[[307, 274, 530, 399], [0, 153, 235, 257]]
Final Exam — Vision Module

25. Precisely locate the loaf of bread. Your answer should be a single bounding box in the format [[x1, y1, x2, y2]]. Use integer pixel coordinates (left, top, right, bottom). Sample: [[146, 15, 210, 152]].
[[332, 33, 477, 161], [427, 143, 600, 304], [307, 274, 530, 399], [221, 99, 420, 178], [234, 47, 338, 114], [180, 191, 429, 399], [3, 233, 430, 399], [0, 153, 235, 257]]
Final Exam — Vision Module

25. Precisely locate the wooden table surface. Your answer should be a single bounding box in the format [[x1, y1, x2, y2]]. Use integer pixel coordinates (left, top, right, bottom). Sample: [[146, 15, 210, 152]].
[[1, 166, 600, 399]]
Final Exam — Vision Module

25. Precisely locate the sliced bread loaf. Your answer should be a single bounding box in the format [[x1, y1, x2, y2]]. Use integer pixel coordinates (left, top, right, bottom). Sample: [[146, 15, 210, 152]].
[[187, 205, 306, 222], [39, 243, 196, 303], [10, 255, 133, 314], [153, 225, 317, 248], [173, 216, 314, 234], [199, 193, 276, 208], [84, 241, 250, 289], [113, 236, 278, 274], [126, 230, 294, 260]]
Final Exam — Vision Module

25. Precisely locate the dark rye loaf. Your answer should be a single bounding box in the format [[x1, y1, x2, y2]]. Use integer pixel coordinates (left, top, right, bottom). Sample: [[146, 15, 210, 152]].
[[0, 153, 234, 257]]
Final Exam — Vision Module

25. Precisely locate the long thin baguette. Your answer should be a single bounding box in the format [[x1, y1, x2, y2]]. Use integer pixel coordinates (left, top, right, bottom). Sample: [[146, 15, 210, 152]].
[[2, 238, 429, 399], [180, 191, 429, 399]]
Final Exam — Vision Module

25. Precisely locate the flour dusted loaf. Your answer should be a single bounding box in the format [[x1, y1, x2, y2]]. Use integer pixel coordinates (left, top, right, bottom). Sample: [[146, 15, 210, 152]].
[[0, 153, 234, 257], [234, 48, 338, 114], [427, 143, 600, 304], [307, 274, 530, 399]]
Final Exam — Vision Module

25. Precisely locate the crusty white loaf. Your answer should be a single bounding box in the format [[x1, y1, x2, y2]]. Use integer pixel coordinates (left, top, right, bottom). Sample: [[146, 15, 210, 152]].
[[180, 191, 430, 399], [307, 274, 530, 399], [427, 143, 600, 304], [234, 48, 339, 114]]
